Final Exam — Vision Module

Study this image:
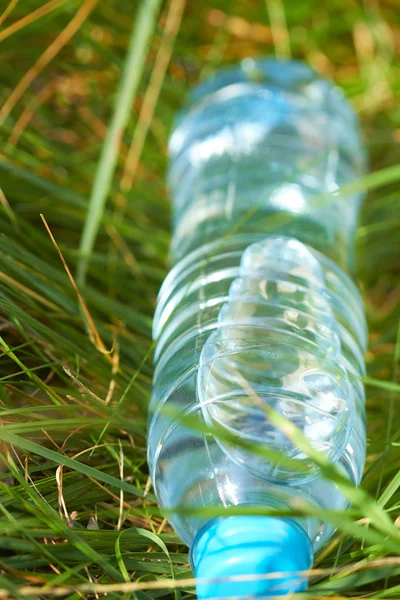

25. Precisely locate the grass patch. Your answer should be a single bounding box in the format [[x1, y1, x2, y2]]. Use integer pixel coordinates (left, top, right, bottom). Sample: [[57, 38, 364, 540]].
[[0, 0, 399, 597]]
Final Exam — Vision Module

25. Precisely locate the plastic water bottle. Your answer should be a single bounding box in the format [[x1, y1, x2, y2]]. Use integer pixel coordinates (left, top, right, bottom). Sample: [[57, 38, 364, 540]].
[[148, 59, 367, 598]]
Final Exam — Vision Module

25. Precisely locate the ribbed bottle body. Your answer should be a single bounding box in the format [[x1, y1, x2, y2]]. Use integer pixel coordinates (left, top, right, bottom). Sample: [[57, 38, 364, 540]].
[[148, 59, 367, 551], [168, 59, 365, 270]]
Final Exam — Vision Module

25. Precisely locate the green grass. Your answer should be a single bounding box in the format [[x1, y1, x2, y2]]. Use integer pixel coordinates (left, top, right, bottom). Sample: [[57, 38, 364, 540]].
[[0, 0, 399, 598]]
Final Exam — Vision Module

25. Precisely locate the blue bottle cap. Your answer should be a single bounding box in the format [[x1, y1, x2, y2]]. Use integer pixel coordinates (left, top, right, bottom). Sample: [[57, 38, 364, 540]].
[[191, 516, 313, 599]]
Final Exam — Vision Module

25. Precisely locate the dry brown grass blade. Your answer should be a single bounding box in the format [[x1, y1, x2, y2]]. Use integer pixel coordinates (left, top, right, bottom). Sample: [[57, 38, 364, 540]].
[[1, 557, 400, 597], [40, 214, 112, 362], [55, 465, 69, 520], [0, 0, 65, 44], [105, 340, 119, 405], [0, 438, 11, 475], [119, 0, 187, 196], [63, 367, 106, 404], [0, 271, 59, 311], [0, 0, 98, 125], [0, 186, 17, 225], [0, 0, 20, 28]]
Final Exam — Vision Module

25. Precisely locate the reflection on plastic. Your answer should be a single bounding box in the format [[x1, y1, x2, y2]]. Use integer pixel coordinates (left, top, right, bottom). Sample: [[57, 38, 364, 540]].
[[198, 236, 355, 483]]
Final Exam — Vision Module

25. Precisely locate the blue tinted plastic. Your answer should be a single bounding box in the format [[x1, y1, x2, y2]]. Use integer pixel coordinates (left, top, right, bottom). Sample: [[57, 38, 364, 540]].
[[148, 59, 367, 598], [192, 516, 313, 598]]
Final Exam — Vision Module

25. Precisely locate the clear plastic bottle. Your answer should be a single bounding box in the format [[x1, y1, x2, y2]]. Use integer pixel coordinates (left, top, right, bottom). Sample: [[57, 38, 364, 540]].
[[148, 59, 367, 598]]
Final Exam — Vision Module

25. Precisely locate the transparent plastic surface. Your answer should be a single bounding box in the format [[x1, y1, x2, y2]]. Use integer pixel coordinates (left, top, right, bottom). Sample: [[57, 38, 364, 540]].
[[198, 236, 359, 484], [148, 59, 367, 555]]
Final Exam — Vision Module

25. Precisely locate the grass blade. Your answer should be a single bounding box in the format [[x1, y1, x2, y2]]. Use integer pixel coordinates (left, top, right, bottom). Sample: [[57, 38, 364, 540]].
[[0, 430, 144, 497], [77, 0, 163, 287]]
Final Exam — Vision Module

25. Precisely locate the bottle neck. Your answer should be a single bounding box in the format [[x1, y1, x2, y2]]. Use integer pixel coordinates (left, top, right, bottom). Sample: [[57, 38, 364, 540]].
[[168, 60, 366, 273]]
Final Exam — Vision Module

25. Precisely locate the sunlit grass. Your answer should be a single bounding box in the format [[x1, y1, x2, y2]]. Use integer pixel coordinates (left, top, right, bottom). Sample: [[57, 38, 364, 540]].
[[0, 0, 399, 597]]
